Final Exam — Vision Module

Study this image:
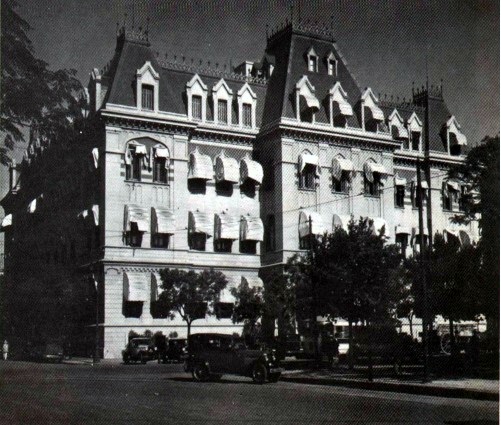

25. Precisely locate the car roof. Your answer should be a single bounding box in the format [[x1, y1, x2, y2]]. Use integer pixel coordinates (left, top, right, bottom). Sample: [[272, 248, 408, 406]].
[[189, 333, 234, 339]]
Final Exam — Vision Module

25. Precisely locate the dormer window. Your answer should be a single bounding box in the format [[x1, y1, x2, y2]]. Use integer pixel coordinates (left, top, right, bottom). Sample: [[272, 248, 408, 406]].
[[407, 112, 423, 152], [360, 88, 384, 132], [388, 109, 409, 143], [218, 99, 228, 124], [329, 82, 353, 127], [136, 61, 160, 112], [295, 76, 320, 124], [242, 104, 252, 127], [326, 52, 337, 76], [186, 74, 208, 122], [411, 132, 421, 151], [306, 47, 318, 73], [442, 116, 467, 156], [237, 83, 257, 129], [213, 78, 233, 126]]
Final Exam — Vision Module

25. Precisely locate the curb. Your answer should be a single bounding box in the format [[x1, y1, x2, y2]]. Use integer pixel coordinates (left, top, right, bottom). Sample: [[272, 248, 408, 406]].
[[280, 375, 499, 401]]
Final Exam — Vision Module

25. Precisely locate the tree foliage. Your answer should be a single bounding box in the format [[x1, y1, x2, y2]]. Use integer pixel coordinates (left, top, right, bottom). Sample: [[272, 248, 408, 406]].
[[157, 268, 227, 338], [1, 0, 83, 165]]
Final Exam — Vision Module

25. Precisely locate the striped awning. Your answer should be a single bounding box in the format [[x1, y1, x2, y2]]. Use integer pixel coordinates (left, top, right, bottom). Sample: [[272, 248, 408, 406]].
[[301, 93, 320, 111], [449, 129, 467, 146], [394, 176, 407, 186], [365, 103, 385, 122], [240, 215, 264, 241], [0, 214, 12, 231], [134, 144, 147, 155], [332, 157, 354, 181], [395, 225, 412, 235], [299, 210, 327, 238], [392, 122, 409, 139], [189, 211, 212, 236], [215, 153, 239, 183], [332, 214, 351, 232], [363, 162, 387, 183], [188, 149, 213, 180], [123, 272, 149, 302], [332, 96, 353, 117], [241, 275, 264, 289], [240, 157, 263, 184], [215, 213, 240, 240], [152, 207, 176, 234], [154, 147, 169, 158], [299, 153, 320, 175], [218, 288, 236, 303], [124, 205, 149, 232]]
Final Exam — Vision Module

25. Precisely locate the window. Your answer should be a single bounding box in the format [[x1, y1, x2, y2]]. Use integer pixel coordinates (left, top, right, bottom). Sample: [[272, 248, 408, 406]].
[[126, 152, 142, 181], [364, 174, 381, 196], [265, 215, 276, 252], [152, 233, 170, 249], [141, 85, 154, 110], [217, 99, 228, 124], [242, 103, 252, 127], [333, 173, 349, 193], [395, 186, 405, 208], [189, 233, 206, 251], [308, 56, 317, 72], [396, 234, 409, 257], [411, 132, 420, 151], [192, 95, 202, 120], [125, 223, 143, 247], [214, 239, 232, 253], [412, 183, 427, 208], [153, 157, 168, 183], [328, 59, 336, 76], [299, 165, 316, 190]]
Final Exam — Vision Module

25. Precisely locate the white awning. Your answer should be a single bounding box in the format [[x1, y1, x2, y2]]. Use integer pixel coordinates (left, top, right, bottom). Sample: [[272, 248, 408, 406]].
[[332, 97, 353, 117], [1, 214, 12, 230], [241, 275, 264, 289], [152, 207, 176, 234], [447, 180, 460, 192], [124, 205, 149, 232], [218, 288, 236, 303], [449, 129, 467, 146], [299, 153, 320, 175], [134, 144, 147, 155], [27, 195, 42, 214], [92, 148, 99, 169], [154, 147, 169, 158], [395, 225, 412, 235], [392, 122, 409, 139], [123, 272, 149, 302], [215, 154, 239, 183], [299, 210, 327, 238], [412, 180, 429, 190], [188, 149, 213, 180], [301, 93, 320, 111], [215, 213, 240, 240], [332, 157, 354, 181], [240, 215, 264, 241], [332, 214, 351, 232], [151, 272, 162, 302], [394, 176, 407, 186], [365, 104, 385, 122], [363, 162, 387, 183], [189, 211, 212, 236], [91, 205, 99, 226], [370, 217, 388, 236], [240, 157, 263, 184], [77, 209, 89, 220]]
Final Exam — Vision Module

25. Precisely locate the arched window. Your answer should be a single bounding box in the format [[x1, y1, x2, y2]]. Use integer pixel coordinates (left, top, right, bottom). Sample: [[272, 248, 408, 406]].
[[298, 151, 319, 190]]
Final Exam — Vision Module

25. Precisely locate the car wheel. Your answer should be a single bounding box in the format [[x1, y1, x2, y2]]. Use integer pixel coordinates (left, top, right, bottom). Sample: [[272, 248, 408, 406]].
[[192, 363, 210, 382], [268, 373, 281, 383], [251, 362, 268, 384]]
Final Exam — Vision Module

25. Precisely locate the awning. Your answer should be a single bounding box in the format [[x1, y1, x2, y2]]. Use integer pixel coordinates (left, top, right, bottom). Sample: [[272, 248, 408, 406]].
[[392, 122, 409, 139], [91, 205, 99, 226], [215, 154, 239, 183], [299, 210, 327, 238], [241, 276, 264, 289], [332, 97, 353, 117], [299, 153, 320, 175], [1, 214, 12, 230], [123, 272, 149, 302], [92, 148, 99, 169], [124, 205, 149, 232], [215, 213, 240, 240], [301, 93, 320, 111], [447, 181, 460, 192], [394, 176, 407, 186], [449, 130, 467, 146], [240, 215, 264, 241], [370, 218, 388, 236], [189, 211, 212, 236], [363, 162, 387, 183], [154, 147, 169, 158], [332, 157, 354, 181], [188, 149, 213, 180], [152, 207, 176, 234], [459, 230, 471, 246], [218, 288, 236, 303], [134, 144, 147, 155], [412, 180, 429, 190], [395, 225, 412, 235], [332, 214, 351, 232], [27, 195, 42, 214], [240, 157, 263, 184], [151, 272, 162, 302], [413, 226, 429, 237], [365, 104, 385, 122]]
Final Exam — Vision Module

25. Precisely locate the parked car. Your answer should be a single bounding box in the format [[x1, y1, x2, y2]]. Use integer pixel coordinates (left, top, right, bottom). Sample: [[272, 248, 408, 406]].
[[29, 343, 64, 363], [165, 338, 188, 363], [122, 337, 156, 364], [184, 333, 282, 384]]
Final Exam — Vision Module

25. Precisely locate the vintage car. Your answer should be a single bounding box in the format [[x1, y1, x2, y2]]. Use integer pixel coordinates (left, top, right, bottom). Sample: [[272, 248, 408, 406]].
[[184, 333, 282, 384], [29, 343, 64, 363], [122, 337, 156, 364]]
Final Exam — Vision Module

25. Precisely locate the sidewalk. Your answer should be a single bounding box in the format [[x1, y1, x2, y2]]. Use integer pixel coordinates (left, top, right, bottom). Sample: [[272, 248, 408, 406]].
[[281, 365, 499, 401]]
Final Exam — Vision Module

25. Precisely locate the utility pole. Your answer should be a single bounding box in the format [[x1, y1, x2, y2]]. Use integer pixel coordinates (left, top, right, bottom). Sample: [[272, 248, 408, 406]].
[[309, 215, 320, 365], [93, 274, 100, 364]]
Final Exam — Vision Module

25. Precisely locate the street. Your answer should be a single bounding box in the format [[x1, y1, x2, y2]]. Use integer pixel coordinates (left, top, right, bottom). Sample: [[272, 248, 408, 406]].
[[0, 361, 497, 424]]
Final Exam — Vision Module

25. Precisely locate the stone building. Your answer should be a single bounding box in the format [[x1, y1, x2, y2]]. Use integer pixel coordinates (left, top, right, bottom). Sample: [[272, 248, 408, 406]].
[[0, 20, 478, 358]]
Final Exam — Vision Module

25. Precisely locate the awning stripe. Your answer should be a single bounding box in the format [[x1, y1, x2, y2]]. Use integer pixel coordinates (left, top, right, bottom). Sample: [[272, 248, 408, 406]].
[[240, 215, 264, 241], [152, 207, 176, 234], [123, 272, 149, 302]]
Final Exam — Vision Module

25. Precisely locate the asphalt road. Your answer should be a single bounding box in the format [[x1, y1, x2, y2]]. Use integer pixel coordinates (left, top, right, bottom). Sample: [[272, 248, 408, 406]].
[[0, 361, 498, 424]]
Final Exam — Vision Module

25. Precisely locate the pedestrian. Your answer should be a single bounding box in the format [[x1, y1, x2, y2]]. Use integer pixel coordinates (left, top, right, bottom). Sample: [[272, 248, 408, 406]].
[[2, 340, 9, 360]]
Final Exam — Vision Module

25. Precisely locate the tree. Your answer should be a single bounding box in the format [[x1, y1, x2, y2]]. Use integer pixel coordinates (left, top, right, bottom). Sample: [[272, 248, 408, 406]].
[[157, 268, 227, 340], [449, 135, 500, 342], [231, 282, 264, 346], [1, 0, 82, 165]]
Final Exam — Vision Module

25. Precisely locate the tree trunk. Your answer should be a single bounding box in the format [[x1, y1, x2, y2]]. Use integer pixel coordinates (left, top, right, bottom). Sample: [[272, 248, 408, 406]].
[[187, 321, 192, 350], [348, 318, 354, 370], [449, 318, 456, 359]]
